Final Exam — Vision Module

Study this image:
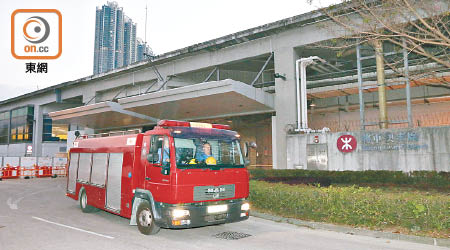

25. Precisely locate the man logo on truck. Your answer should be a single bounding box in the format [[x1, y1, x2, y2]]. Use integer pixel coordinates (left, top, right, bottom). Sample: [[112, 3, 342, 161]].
[[66, 120, 251, 235], [207, 187, 226, 199], [207, 187, 226, 193]]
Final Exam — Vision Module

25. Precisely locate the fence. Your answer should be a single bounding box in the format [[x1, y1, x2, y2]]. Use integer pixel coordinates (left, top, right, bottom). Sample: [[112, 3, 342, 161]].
[[0, 156, 67, 179]]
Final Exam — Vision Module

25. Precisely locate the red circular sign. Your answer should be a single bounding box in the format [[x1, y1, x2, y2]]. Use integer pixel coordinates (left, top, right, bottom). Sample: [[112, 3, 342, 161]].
[[337, 135, 357, 153]]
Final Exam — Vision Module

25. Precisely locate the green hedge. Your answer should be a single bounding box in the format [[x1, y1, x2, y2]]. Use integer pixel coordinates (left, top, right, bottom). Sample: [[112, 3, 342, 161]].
[[249, 180, 450, 236], [249, 169, 450, 189]]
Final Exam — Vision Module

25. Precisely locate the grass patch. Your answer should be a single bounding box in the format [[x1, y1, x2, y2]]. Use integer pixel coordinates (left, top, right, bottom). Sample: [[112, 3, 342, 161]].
[[249, 180, 450, 238]]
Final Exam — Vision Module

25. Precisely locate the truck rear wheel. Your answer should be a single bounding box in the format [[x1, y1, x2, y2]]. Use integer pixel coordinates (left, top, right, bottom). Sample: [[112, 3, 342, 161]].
[[79, 189, 97, 213], [137, 200, 160, 235]]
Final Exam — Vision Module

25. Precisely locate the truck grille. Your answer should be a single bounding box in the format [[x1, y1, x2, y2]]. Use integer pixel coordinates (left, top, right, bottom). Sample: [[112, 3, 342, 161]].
[[193, 184, 235, 201], [205, 213, 227, 222]]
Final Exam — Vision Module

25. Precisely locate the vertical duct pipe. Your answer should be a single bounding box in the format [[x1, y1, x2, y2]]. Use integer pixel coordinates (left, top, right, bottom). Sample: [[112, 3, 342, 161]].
[[402, 38, 413, 128], [356, 43, 365, 130], [295, 56, 327, 132], [299, 60, 311, 129], [295, 59, 301, 130], [373, 40, 388, 129]]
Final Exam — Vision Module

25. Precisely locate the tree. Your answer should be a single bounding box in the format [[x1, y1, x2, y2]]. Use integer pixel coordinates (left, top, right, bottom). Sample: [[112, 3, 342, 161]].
[[311, 0, 450, 84]]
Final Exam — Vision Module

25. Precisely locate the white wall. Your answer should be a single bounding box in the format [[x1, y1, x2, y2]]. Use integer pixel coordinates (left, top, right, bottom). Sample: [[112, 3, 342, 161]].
[[287, 126, 450, 172]]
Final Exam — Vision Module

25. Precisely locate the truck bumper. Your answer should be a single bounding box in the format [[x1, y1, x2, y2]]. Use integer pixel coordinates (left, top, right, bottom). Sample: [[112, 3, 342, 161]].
[[154, 199, 250, 229]]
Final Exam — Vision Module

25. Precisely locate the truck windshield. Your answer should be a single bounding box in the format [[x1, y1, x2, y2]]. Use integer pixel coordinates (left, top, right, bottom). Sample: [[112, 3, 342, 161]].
[[171, 127, 244, 169]]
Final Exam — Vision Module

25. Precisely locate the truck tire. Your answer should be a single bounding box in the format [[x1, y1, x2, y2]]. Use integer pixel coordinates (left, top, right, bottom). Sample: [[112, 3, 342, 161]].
[[79, 189, 97, 213], [136, 200, 160, 235]]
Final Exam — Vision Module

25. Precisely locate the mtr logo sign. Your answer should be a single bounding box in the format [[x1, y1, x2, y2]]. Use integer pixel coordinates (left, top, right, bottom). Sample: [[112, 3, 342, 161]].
[[11, 9, 62, 59], [337, 134, 357, 153]]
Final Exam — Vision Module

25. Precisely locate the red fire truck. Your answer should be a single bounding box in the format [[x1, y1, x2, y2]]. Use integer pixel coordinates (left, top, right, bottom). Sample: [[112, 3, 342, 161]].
[[66, 120, 250, 235]]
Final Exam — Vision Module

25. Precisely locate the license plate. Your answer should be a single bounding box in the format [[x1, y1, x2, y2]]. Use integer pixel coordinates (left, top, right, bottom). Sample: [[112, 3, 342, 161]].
[[207, 204, 227, 214]]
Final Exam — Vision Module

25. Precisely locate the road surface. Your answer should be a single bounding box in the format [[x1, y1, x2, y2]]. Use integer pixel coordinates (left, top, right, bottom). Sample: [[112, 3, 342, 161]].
[[0, 178, 445, 250]]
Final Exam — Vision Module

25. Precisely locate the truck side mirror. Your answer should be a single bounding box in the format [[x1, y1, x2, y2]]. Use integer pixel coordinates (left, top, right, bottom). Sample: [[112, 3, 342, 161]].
[[161, 162, 170, 175], [149, 136, 162, 154], [244, 142, 249, 158], [244, 141, 257, 158], [147, 153, 158, 163], [150, 143, 158, 154]]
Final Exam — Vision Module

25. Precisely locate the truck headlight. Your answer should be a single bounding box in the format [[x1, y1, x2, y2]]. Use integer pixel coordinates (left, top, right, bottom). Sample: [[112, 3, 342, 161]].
[[241, 203, 250, 211], [172, 209, 190, 219]]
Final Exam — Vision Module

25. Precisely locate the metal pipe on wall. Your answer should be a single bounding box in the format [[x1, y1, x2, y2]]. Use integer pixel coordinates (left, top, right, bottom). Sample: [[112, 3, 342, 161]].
[[356, 43, 365, 130], [295, 59, 301, 130], [403, 38, 413, 128], [300, 60, 311, 129], [295, 56, 329, 133]]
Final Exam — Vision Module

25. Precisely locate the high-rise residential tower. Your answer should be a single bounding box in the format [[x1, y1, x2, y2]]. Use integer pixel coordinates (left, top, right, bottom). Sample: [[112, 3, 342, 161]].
[[123, 16, 137, 66], [93, 2, 149, 75], [136, 38, 152, 62], [93, 2, 121, 74], [114, 7, 124, 69]]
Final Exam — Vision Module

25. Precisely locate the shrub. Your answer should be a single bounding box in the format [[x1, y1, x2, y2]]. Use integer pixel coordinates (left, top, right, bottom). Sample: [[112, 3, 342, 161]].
[[249, 169, 450, 189], [249, 180, 450, 237]]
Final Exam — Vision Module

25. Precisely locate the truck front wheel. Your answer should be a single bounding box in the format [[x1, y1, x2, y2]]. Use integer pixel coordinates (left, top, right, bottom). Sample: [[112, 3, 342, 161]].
[[79, 189, 97, 213], [136, 200, 160, 235]]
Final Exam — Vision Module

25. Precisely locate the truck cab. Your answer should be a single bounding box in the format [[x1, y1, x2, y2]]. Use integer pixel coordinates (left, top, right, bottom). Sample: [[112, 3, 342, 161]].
[[133, 120, 250, 234]]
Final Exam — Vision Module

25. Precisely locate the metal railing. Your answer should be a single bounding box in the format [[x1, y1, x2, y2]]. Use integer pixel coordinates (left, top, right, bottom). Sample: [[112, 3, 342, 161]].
[[80, 129, 142, 139]]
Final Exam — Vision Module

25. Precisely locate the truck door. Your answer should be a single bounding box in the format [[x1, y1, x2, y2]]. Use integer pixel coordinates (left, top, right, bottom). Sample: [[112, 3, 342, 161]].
[[106, 152, 124, 212], [144, 135, 171, 201]]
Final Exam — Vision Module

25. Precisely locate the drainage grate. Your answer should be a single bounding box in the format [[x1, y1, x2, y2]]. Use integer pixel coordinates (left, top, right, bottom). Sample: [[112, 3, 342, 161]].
[[213, 231, 251, 240]]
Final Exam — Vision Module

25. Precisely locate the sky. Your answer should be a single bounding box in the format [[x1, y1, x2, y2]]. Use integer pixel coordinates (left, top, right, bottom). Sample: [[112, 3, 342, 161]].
[[0, 0, 336, 102]]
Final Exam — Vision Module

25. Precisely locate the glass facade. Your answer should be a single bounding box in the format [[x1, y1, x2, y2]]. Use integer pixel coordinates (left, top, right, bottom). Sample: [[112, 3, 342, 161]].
[[43, 114, 68, 142], [0, 108, 69, 145], [0, 111, 10, 144], [10, 106, 34, 143]]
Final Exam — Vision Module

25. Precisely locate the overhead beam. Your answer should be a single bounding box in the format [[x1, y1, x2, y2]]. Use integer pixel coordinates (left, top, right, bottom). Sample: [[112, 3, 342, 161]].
[[84, 95, 96, 106], [251, 52, 274, 86], [144, 80, 159, 94], [203, 67, 218, 82], [106, 101, 159, 123], [111, 86, 128, 101]]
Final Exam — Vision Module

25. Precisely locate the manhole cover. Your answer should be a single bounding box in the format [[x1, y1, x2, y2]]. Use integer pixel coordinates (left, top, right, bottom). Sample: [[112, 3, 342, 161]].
[[213, 231, 251, 240]]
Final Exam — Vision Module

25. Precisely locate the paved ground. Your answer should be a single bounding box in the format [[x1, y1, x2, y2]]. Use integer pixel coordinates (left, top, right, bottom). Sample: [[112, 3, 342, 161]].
[[0, 178, 447, 250]]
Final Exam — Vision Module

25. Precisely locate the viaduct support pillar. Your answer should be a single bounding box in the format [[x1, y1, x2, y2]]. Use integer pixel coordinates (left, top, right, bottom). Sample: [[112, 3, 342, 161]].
[[373, 40, 388, 129], [272, 47, 299, 169], [32, 105, 43, 157]]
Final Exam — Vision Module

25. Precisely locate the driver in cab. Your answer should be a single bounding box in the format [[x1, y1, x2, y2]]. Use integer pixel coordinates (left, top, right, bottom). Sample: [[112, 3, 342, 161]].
[[195, 143, 216, 165], [157, 138, 170, 164]]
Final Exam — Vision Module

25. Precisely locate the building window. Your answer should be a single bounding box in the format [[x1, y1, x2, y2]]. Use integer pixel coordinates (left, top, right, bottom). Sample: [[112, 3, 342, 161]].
[[0, 111, 10, 144], [10, 106, 34, 143], [43, 114, 68, 142]]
